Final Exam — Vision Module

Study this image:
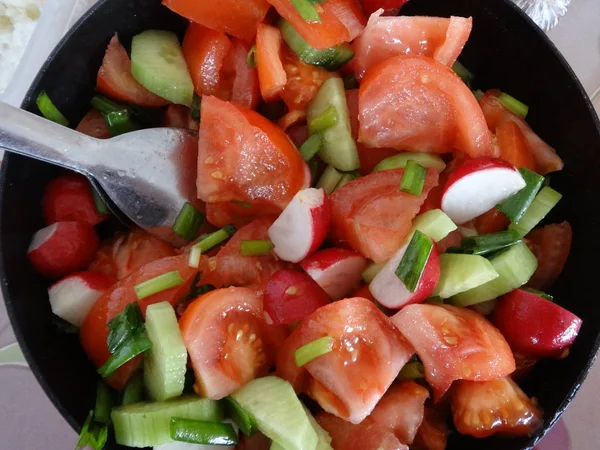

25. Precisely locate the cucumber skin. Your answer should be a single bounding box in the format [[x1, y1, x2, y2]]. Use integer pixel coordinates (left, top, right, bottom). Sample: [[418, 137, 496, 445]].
[[372, 152, 447, 173], [433, 254, 499, 299]]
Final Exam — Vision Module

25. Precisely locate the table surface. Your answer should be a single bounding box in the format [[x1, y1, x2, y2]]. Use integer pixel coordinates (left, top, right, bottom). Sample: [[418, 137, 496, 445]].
[[0, 0, 599, 449]]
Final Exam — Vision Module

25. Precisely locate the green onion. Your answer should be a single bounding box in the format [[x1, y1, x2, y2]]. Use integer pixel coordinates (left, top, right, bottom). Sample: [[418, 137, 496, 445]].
[[309, 159, 322, 186], [247, 45, 257, 68], [231, 200, 252, 209], [452, 60, 473, 87], [300, 133, 323, 161], [294, 336, 334, 367], [173, 202, 205, 241], [36, 91, 69, 126], [309, 105, 338, 132], [191, 95, 201, 121], [290, 0, 321, 23], [398, 361, 425, 380], [461, 230, 522, 256], [342, 74, 359, 90], [121, 371, 144, 405], [170, 418, 238, 446], [473, 89, 485, 102], [334, 171, 358, 190], [92, 188, 110, 216], [497, 168, 544, 223], [103, 110, 137, 136], [194, 224, 237, 253], [225, 396, 258, 436], [75, 410, 108, 450], [395, 230, 433, 292], [240, 240, 275, 256], [521, 287, 554, 302], [94, 381, 116, 425], [134, 270, 185, 300], [316, 164, 343, 195], [107, 303, 144, 353], [425, 296, 443, 304], [98, 327, 152, 378], [91, 95, 122, 114], [498, 92, 529, 118], [509, 186, 562, 237], [399, 160, 427, 196], [188, 245, 202, 269]]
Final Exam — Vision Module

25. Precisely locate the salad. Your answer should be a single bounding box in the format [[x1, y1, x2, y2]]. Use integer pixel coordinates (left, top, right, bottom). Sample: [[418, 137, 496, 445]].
[[26, 0, 582, 449]]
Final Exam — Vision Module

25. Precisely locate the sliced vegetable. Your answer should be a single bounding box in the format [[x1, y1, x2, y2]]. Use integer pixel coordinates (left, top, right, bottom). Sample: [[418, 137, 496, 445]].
[[300, 133, 323, 161], [75, 410, 108, 450], [498, 92, 529, 118], [509, 186, 562, 237], [290, 0, 321, 23], [526, 221, 572, 290], [411, 209, 458, 242], [316, 165, 343, 195], [398, 362, 425, 380], [94, 381, 116, 425], [194, 225, 237, 254], [240, 240, 275, 256], [497, 168, 544, 223], [395, 231, 433, 292], [122, 372, 144, 406], [225, 396, 258, 436], [433, 254, 499, 299], [453, 229, 522, 256], [452, 60, 473, 86], [361, 262, 384, 284], [172, 202, 205, 241], [372, 152, 446, 173], [170, 418, 237, 445], [188, 246, 202, 269], [36, 91, 69, 126], [247, 45, 257, 68], [399, 161, 427, 196], [134, 271, 185, 300], [256, 24, 287, 102], [294, 336, 334, 367]]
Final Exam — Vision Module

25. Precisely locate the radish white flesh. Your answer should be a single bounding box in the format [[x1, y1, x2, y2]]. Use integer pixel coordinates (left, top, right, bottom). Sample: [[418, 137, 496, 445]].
[[441, 159, 526, 225], [28, 223, 58, 252], [268, 188, 330, 263]]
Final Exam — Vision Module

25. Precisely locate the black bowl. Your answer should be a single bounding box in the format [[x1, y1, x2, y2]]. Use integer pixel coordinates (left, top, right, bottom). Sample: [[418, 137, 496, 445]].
[[2, 0, 600, 448]]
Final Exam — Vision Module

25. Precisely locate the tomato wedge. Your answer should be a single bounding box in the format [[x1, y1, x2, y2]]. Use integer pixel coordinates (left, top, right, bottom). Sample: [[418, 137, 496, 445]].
[[196, 96, 308, 208], [256, 24, 287, 102], [412, 405, 450, 450], [162, 0, 270, 42], [277, 297, 414, 423], [450, 377, 542, 438], [391, 304, 516, 400], [473, 208, 510, 235], [496, 120, 536, 170], [359, 55, 494, 157], [352, 12, 472, 79], [205, 200, 282, 228], [226, 39, 261, 110], [330, 169, 439, 262], [163, 105, 199, 130], [96, 34, 168, 107], [525, 221, 572, 290], [80, 254, 198, 390], [76, 110, 111, 139]]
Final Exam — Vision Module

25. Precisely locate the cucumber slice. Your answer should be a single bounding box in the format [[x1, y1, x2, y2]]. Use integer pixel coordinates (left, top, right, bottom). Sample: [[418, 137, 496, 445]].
[[308, 78, 359, 171], [509, 186, 562, 236], [362, 261, 384, 283], [270, 406, 332, 450], [279, 20, 354, 70], [231, 377, 318, 450], [451, 242, 538, 306], [411, 209, 457, 242], [131, 30, 194, 105], [112, 395, 223, 448], [372, 152, 446, 173], [433, 254, 499, 299], [334, 172, 358, 190], [316, 165, 343, 195], [144, 302, 188, 401]]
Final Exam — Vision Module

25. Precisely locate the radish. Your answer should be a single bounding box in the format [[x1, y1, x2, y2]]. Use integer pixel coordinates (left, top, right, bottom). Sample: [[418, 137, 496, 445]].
[[268, 188, 330, 263], [49, 271, 115, 327], [264, 269, 330, 325], [441, 158, 526, 224], [300, 248, 367, 300], [28, 221, 100, 279], [369, 242, 440, 309]]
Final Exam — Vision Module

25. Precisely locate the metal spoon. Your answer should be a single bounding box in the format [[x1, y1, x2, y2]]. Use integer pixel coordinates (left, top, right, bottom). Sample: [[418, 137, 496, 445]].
[[0, 101, 198, 244]]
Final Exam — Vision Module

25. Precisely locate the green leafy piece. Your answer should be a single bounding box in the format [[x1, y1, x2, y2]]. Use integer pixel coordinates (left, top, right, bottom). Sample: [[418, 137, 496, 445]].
[[36, 91, 69, 126], [75, 411, 108, 450]]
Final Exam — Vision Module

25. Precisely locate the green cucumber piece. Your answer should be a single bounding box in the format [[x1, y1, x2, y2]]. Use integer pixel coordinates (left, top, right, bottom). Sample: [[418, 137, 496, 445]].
[[231, 377, 318, 450], [112, 395, 223, 447], [433, 254, 499, 299], [316, 165, 343, 195], [279, 20, 354, 70], [131, 30, 194, 105], [451, 242, 538, 306], [334, 172, 358, 190], [509, 186, 562, 237], [271, 406, 332, 450], [308, 78, 359, 171], [411, 209, 457, 242], [362, 261, 384, 283], [225, 396, 258, 436], [144, 302, 188, 401], [372, 152, 446, 173], [497, 168, 544, 223]]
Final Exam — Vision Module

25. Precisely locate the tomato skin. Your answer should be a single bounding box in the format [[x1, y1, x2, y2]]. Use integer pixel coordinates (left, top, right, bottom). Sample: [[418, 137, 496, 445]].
[[227, 39, 261, 110], [359, 0, 408, 15], [496, 120, 536, 170], [450, 377, 542, 438], [473, 208, 510, 234], [256, 24, 287, 102], [525, 221, 572, 290], [97, 34, 168, 107], [391, 304, 516, 400], [493, 289, 582, 358], [76, 110, 111, 139]]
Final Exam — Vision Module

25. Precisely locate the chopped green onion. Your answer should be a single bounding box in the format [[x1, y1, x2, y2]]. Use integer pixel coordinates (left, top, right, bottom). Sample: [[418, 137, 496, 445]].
[[395, 230, 433, 292], [247, 45, 257, 68], [107, 303, 144, 354], [188, 245, 202, 269], [92, 188, 110, 215], [309, 105, 338, 132], [343, 74, 359, 90], [98, 327, 152, 378], [425, 296, 443, 304], [316, 164, 343, 195], [300, 133, 323, 161], [173, 202, 205, 241], [194, 224, 237, 253], [121, 371, 144, 405], [398, 361, 425, 380], [191, 95, 201, 121], [461, 230, 522, 256], [91, 95, 122, 114], [225, 396, 258, 436], [309, 159, 322, 186], [498, 92, 529, 118], [473, 89, 485, 102], [36, 91, 69, 126], [452, 61, 473, 87], [170, 418, 238, 446], [399, 160, 427, 196], [134, 270, 185, 300], [510, 186, 562, 237], [94, 381, 116, 425], [521, 286, 554, 302], [290, 0, 321, 23], [102, 109, 137, 136], [240, 240, 275, 256], [294, 336, 334, 367], [75, 410, 108, 450], [231, 200, 252, 209], [334, 171, 358, 190], [497, 168, 544, 223]]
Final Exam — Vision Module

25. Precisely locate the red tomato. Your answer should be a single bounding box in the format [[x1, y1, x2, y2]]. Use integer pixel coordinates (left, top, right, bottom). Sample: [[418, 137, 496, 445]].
[[525, 221, 572, 290], [180, 287, 274, 399], [76, 110, 111, 139], [359, 0, 409, 16], [263, 269, 330, 325], [162, 0, 270, 42], [163, 105, 199, 130], [196, 96, 308, 208], [450, 377, 542, 437], [480, 89, 563, 174], [352, 13, 472, 79], [391, 304, 516, 400], [493, 289, 582, 358], [286, 124, 309, 148], [496, 120, 537, 171], [277, 298, 414, 423], [238, 433, 272, 450], [412, 405, 450, 450], [205, 200, 282, 228], [435, 229, 462, 253], [359, 56, 494, 158], [225, 39, 261, 110], [266, 0, 365, 50], [43, 173, 108, 226], [256, 24, 287, 102], [473, 208, 510, 235], [89, 228, 176, 280], [351, 284, 377, 302], [330, 169, 439, 262], [80, 254, 198, 390], [96, 34, 168, 108]]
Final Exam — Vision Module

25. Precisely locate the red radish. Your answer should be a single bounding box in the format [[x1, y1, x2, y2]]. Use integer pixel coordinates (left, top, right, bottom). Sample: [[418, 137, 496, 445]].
[[493, 289, 582, 358], [268, 188, 330, 263], [369, 239, 440, 309], [43, 173, 108, 226], [263, 269, 330, 325], [300, 248, 367, 300], [441, 158, 526, 224], [48, 271, 115, 327], [28, 222, 100, 279]]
